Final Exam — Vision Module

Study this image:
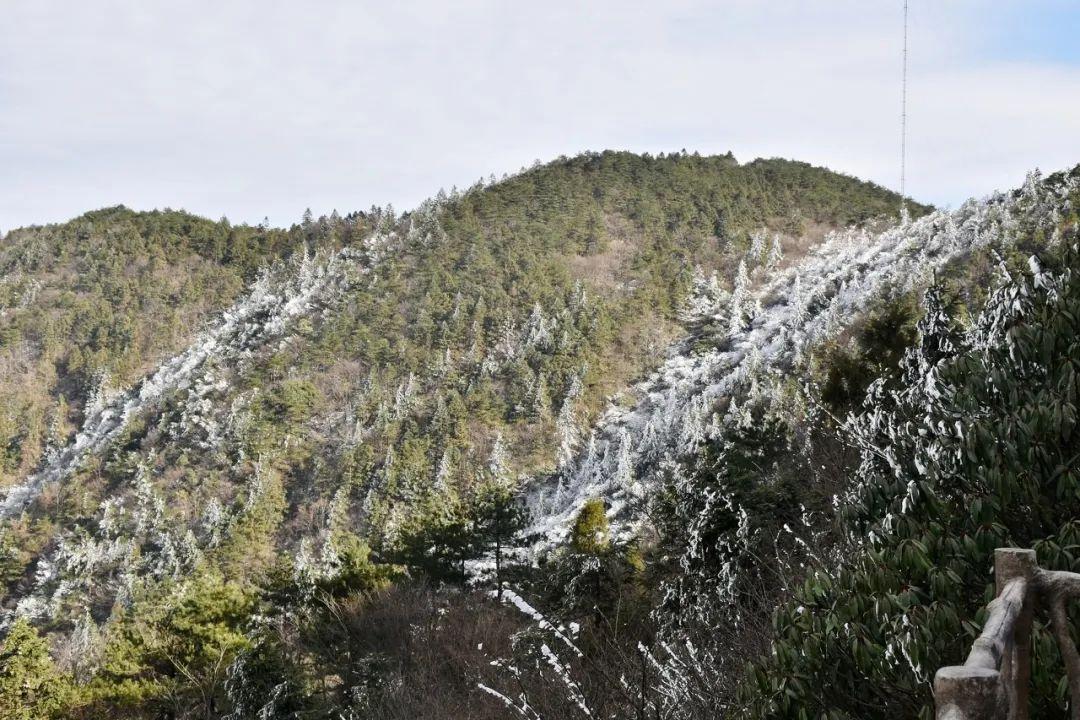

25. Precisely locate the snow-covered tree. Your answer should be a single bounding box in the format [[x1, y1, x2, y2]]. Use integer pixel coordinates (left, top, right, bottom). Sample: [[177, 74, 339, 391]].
[[433, 448, 453, 493], [791, 274, 808, 325], [494, 316, 521, 362], [529, 371, 551, 420], [83, 369, 112, 426], [748, 229, 768, 264], [524, 303, 554, 349], [556, 374, 585, 468], [766, 233, 784, 268], [612, 428, 637, 496], [682, 268, 730, 320], [728, 259, 752, 335]]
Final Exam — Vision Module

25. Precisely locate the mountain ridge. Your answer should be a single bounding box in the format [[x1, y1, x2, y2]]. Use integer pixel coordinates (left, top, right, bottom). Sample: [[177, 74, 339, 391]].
[[18, 150, 1075, 719]]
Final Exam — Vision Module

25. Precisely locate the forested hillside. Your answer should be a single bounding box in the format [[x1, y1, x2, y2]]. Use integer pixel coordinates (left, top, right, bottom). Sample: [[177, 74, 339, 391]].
[[3, 151, 1078, 720], [0, 207, 353, 486]]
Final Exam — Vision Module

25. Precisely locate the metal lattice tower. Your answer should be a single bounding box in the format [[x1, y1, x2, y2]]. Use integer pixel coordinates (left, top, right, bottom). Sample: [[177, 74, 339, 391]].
[[900, 0, 909, 214]]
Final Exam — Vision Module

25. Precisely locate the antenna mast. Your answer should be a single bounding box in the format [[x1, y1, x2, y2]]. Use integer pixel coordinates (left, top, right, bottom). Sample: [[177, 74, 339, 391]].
[[900, 0, 909, 215]]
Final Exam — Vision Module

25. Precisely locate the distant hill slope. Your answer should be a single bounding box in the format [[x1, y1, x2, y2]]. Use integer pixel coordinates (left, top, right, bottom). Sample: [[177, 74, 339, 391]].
[[0, 206, 370, 484], [0, 150, 916, 488], [0, 150, 927, 718]]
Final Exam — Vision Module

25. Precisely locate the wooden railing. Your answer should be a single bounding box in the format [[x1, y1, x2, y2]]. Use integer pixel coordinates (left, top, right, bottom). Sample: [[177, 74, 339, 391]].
[[934, 548, 1080, 720]]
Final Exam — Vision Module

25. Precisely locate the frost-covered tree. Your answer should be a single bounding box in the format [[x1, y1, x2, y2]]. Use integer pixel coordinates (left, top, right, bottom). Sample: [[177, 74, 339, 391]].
[[790, 273, 808, 326], [682, 268, 730, 320], [728, 259, 752, 335], [748, 229, 767, 264], [495, 316, 521, 362], [433, 447, 453, 493], [524, 303, 554, 349], [611, 428, 637, 496], [766, 233, 784, 268], [83, 369, 112, 426], [556, 374, 584, 468], [56, 610, 100, 683], [528, 371, 551, 420], [487, 433, 510, 486]]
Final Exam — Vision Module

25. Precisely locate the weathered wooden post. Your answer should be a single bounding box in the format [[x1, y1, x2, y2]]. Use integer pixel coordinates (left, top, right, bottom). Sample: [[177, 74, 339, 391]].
[[933, 548, 1035, 720], [995, 548, 1035, 720], [1039, 567, 1080, 720], [934, 664, 1004, 720]]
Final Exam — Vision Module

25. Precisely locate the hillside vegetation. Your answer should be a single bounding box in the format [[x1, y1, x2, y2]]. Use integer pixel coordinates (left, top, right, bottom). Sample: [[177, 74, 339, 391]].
[[8, 152, 1075, 720], [0, 207, 350, 484]]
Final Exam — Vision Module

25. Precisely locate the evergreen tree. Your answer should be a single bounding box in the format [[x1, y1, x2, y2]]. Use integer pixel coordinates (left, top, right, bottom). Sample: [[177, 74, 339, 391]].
[[0, 618, 68, 720], [556, 374, 584, 468], [728, 259, 752, 335], [468, 433, 527, 596], [471, 481, 529, 599], [570, 499, 610, 556], [766, 233, 783, 268], [748, 229, 767, 264]]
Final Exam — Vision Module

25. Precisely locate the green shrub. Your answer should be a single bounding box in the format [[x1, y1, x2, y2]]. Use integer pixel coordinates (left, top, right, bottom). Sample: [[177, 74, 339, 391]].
[[571, 498, 611, 555]]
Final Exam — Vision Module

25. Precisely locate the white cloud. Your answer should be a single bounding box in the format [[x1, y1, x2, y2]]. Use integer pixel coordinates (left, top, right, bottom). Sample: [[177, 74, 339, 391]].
[[1, 1, 1077, 229]]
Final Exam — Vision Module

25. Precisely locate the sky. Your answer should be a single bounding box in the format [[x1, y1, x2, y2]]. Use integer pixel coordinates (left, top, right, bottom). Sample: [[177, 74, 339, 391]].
[[2, 1, 1080, 231]]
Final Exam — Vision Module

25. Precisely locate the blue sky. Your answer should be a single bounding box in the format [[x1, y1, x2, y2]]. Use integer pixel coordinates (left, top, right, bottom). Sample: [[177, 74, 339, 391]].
[[2, 1, 1079, 231], [978, 1, 1080, 65]]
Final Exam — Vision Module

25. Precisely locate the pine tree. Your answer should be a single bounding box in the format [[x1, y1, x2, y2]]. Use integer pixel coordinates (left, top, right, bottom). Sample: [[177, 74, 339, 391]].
[[471, 481, 528, 599], [488, 433, 509, 482], [570, 499, 610, 555], [470, 434, 528, 596], [524, 303, 553, 349], [766, 233, 783, 268], [0, 618, 69, 719], [791, 274, 808, 326], [728, 259, 751, 335], [494, 316, 520, 362], [83, 369, 112, 426], [433, 448, 452, 493], [529, 371, 551, 420], [748, 229, 767, 264], [556, 374, 584, 468], [612, 428, 636, 496]]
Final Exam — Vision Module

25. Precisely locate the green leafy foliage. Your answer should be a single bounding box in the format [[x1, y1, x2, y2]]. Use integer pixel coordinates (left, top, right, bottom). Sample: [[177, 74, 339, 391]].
[[819, 295, 920, 412], [743, 245, 1080, 719]]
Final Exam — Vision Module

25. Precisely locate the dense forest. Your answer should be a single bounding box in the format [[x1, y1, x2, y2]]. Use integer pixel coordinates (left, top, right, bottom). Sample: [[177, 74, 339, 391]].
[[0, 150, 1077, 719]]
